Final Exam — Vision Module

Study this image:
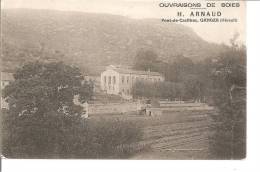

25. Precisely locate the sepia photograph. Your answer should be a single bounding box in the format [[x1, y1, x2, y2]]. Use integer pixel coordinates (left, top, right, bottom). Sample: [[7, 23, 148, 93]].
[[1, 0, 246, 160]]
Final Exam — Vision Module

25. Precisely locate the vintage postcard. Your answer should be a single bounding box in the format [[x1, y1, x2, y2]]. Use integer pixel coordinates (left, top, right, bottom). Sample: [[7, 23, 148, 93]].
[[1, 0, 246, 159]]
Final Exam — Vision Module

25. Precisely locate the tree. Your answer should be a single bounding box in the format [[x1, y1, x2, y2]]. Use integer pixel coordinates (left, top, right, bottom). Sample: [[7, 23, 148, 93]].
[[133, 49, 159, 71], [2, 61, 93, 117], [182, 74, 204, 102], [165, 55, 194, 82], [132, 80, 184, 100], [209, 43, 246, 159], [1, 61, 93, 158]]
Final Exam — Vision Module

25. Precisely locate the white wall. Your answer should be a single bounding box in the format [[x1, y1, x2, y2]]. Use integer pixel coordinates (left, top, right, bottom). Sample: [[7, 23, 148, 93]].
[[100, 68, 165, 98], [100, 69, 120, 94]]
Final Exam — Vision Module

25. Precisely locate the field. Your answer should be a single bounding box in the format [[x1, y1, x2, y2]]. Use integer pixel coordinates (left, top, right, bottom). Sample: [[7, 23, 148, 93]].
[[88, 109, 218, 159]]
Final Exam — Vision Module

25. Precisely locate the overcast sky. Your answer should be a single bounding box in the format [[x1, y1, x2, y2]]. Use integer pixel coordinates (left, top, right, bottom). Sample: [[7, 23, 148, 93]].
[[2, 0, 246, 44]]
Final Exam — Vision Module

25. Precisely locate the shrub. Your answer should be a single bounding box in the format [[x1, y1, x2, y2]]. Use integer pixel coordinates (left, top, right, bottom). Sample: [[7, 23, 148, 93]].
[[86, 118, 143, 158], [132, 80, 184, 100], [1, 111, 143, 159]]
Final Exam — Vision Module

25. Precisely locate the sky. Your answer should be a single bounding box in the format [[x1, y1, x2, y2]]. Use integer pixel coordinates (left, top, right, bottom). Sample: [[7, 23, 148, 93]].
[[1, 0, 246, 44]]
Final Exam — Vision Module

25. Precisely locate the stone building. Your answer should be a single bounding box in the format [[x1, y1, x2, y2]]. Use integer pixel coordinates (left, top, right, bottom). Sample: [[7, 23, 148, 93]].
[[100, 65, 164, 99]]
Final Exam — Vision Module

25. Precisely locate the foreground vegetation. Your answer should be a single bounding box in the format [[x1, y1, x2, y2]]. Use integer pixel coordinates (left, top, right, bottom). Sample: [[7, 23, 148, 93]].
[[1, 61, 143, 158], [1, 111, 143, 159]]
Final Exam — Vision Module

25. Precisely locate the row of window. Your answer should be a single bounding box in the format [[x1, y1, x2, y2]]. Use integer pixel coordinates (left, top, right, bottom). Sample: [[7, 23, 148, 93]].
[[103, 75, 162, 85], [121, 76, 130, 84], [103, 76, 116, 84], [135, 77, 161, 82]]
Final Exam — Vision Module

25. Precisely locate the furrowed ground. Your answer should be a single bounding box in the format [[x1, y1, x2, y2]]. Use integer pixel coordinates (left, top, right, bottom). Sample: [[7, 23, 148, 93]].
[[88, 109, 218, 159]]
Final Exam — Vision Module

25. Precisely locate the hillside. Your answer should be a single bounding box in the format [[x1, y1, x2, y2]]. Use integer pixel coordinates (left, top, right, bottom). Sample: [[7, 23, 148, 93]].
[[1, 9, 225, 75]]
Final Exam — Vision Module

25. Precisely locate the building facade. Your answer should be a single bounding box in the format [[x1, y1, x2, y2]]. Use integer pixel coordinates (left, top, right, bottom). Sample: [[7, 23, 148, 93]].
[[100, 65, 164, 99]]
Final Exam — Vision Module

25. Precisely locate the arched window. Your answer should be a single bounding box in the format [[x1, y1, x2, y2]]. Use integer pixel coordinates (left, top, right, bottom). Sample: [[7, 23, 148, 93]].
[[104, 76, 106, 84], [122, 76, 125, 83], [113, 76, 116, 84], [108, 76, 111, 84]]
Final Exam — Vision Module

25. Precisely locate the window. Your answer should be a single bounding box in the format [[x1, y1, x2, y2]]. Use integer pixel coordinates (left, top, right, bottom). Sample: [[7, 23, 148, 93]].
[[108, 76, 111, 84], [104, 76, 106, 84], [122, 76, 125, 83], [113, 76, 116, 84], [127, 76, 129, 83]]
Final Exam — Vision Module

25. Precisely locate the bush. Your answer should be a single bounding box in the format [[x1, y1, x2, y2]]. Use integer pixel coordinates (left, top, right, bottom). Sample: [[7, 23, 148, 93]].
[[132, 80, 184, 100], [1, 111, 143, 159], [86, 118, 143, 158]]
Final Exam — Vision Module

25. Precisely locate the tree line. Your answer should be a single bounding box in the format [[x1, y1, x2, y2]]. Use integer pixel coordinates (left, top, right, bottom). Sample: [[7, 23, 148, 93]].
[[132, 49, 212, 102]]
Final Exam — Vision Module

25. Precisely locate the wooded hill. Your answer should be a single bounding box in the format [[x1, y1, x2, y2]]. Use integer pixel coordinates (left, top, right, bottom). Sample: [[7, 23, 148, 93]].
[[2, 9, 227, 75]]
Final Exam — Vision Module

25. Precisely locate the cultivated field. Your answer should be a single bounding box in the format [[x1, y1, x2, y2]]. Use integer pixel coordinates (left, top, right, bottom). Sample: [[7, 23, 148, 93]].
[[88, 109, 217, 159]]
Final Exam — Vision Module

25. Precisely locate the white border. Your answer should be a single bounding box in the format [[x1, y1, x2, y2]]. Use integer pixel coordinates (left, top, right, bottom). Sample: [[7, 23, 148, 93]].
[[2, 1, 260, 172]]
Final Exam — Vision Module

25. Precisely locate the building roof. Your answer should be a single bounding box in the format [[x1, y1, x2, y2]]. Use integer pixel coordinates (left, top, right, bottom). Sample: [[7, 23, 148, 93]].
[[1, 72, 14, 81], [112, 68, 163, 77]]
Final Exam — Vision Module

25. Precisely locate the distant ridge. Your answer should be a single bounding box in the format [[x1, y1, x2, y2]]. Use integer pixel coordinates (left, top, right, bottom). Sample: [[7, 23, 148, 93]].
[[2, 9, 226, 75]]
